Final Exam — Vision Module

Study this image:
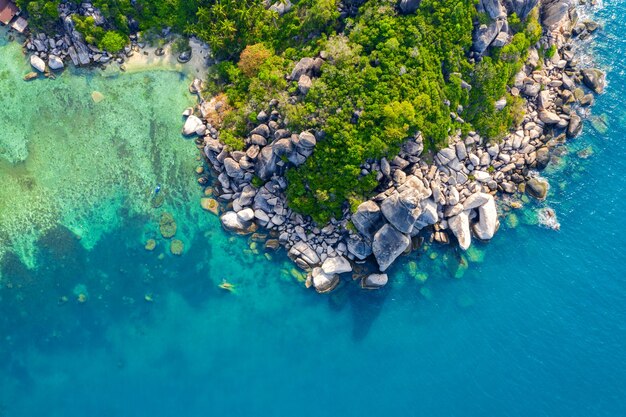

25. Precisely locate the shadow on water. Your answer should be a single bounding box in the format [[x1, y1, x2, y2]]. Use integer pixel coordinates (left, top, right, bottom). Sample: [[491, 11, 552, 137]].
[[328, 276, 390, 342]]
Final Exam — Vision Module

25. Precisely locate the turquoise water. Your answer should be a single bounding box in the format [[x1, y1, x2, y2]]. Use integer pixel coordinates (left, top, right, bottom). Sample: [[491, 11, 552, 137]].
[[1, 2, 626, 416]]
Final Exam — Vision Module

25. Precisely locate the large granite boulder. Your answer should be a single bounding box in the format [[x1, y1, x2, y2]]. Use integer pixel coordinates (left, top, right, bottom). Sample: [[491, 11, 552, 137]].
[[289, 241, 321, 268], [182, 115, 204, 136], [289, 57, 316, 81], [352, 201, 384, 240], [542, 0, 570, 28], [473, 195, 498, 240], [372, 224, 411, 271], [48, 55, 64, 70], [381, 191, 421, 234], [463, 192, 492, 210], [30, 55, 46, 72], [414, 198, 438, 229], [567, 114, 582, 138], [398, 0, 422, 14], [473, 20, 504, 55], [224, 158, 244, 180], [255, 146, 278, 180], [346, 234, 373, 260], [449, 211, 471, 250], [322, 256, 352, 275], [504, 0, 539, 19], [539, 110, 561, 125], [479, 0, 505, 19], [361, 273, 389, 289], [311, 267, 339, 293], [221, 211, 252, 234], [526, 178, 549, 200], [581, 68, 606, 94]]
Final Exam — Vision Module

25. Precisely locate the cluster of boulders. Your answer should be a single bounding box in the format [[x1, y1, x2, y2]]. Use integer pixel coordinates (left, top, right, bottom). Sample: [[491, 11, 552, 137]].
[[23, 2, 188, 75], [184, 0, 603, 294]]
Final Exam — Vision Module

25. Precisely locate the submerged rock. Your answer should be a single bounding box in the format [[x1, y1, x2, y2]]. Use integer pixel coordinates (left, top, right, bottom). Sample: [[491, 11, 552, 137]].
[[144, 239, 157, 251], [526, 178, 549, 200], [170, 239, 184, 255], [200, 198, 219, 215], [159, 212, 177, 238]]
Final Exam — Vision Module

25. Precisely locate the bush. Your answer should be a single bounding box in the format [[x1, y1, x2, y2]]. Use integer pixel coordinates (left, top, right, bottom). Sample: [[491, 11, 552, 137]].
[[238, 43, 272, 77], [98, 31, 128, 52]]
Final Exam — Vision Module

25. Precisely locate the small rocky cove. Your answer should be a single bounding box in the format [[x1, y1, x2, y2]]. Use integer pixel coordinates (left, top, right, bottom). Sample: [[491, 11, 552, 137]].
[[181, 0, 605, 293]]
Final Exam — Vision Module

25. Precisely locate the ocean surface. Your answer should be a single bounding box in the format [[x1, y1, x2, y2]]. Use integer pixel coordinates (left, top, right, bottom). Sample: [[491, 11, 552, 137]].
[[1, 2, 625, 416]]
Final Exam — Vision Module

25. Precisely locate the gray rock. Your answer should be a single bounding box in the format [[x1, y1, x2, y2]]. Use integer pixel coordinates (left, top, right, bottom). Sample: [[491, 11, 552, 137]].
[[254, 209, 270, 223], [381, 190, 421, 234], [536, 147, 550, 169], [311, 267, 339, 293], [272, 138, 294, 157], [542, 0, 570, 28], [480, 0, 505, 19], [221, 211, 251, 233], [224, 158, 244, 180], [372, 224, 411, 272], [352, 201, 384, 241], [255, 146, 278, 180], [346, 234, 373, 260], [537, 90, 551, 110], [48, 55, 64, 70], [473, 195, 498, 240], [526, 177, 549, 200], [289, 241, 321, 267], [539, 110, 561, 125], [504, 0, 539, 19], [250, 124, 270, 138], [463, 192, 492, 210], [473, 20, 503, 55], [567, 113, 582, 138], [581, 68, 605, 94], [269, 0, 293, 16], [449, 211, 471, 250], [298, 131, 317, 149], [30, 55, 46, 72], [322, 256, 352, 275], [380, 157, 391, 177], [455, 141, 468, 160], [237, 208, 255, 222], [182, 115, 203, 136], [362, 273, 389, 289], [298, 75, 312, 95], [398, 0, 422, 14], [415, 198, 438, 228], [289, 57, 315, 81]]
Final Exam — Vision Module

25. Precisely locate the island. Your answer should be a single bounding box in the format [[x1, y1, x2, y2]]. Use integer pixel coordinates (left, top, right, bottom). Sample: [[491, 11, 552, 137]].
[[8, 0, 604, 293]]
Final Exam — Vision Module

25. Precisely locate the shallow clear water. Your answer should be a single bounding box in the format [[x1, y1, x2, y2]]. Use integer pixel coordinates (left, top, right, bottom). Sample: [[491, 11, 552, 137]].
[[1, 2, 625, 416]]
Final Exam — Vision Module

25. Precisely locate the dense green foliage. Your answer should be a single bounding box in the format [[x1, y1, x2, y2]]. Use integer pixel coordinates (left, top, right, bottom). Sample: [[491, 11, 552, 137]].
[[464, 9, 541, 138], [204, 0, 538, 223], [286, 0, 476, 222], [16, 0, 541, 224]]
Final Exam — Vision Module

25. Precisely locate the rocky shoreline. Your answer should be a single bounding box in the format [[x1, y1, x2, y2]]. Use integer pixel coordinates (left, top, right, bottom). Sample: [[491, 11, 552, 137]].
[[19, 2, 203, 78], [182, 0, 605, 293]]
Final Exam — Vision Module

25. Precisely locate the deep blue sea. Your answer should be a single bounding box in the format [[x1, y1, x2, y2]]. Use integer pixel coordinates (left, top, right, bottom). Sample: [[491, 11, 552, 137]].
[[1, 3, 625, 416]]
